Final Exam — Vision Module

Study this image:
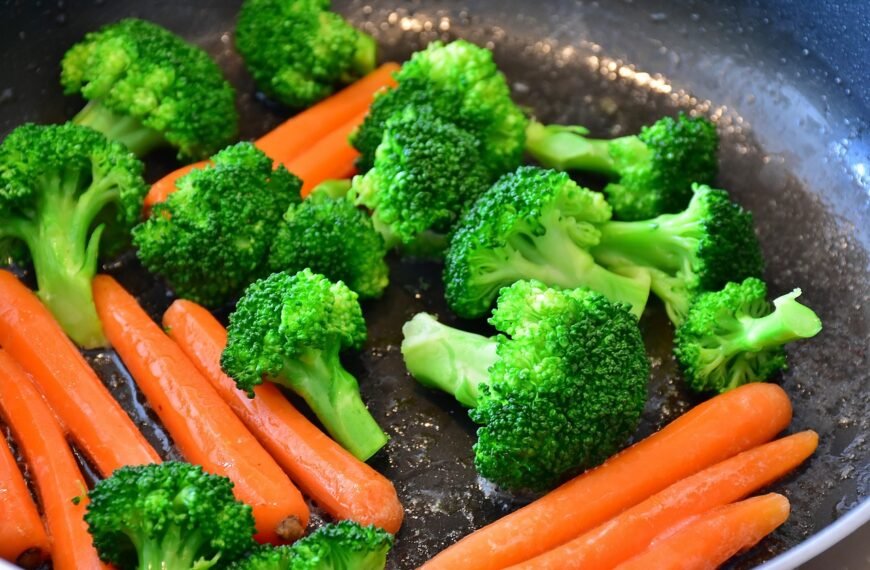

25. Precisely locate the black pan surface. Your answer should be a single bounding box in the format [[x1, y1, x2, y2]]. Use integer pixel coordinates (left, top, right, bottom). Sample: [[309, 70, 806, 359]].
[[1, 1, 868, 568]]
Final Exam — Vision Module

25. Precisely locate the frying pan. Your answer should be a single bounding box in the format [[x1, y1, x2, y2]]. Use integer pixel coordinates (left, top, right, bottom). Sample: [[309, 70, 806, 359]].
[[1, 0, 868, 568]]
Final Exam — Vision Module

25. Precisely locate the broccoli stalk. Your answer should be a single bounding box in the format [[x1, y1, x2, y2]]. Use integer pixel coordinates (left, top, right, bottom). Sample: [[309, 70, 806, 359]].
[[73, 100, 166, 157], [0, 123, 147, 348], [525, 114, 718, 220]]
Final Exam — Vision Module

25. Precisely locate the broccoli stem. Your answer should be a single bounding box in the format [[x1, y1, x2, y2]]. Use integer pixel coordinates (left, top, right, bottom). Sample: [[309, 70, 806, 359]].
[[401, 313, 497, 408], [350, 32, 378, 78], [280, 346, 388, 461], [524, 121, 646, 174], [732, 290, 822, 353], [139, 525, 218, 570], [73, 100, 165, 157]]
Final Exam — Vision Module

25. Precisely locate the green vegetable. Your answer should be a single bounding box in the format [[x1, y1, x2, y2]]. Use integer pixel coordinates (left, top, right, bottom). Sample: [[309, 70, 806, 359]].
[[590, 183, 764, 325], [236, 0, 377, 108], [443, 166, 651, 319], [230, 521, 393, 570], [61, 18, 238, 160], [133, 142, 301, 307], [0, 123, 147, 348], [221, 269, 388, 460], [674, 277, 822, 393], [84, 461, 256, 570], [351, 40, 527, 176], [402, 280, 649, 491], [525, 114, 718, 220]]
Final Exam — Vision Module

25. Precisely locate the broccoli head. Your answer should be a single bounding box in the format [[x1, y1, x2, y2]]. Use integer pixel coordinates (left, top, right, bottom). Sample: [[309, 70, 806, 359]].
[[133, 142, 301, 307], [84, 461, 256, 570], [591, 183, 764, 325], [351, 40, 527, 176], [268, 181, 389, 298], [525, 114, 718, 220], [231, 521, 393, 570], [61, 18, 238, 160], [221, 269, 388, 460], [402, 280, 649, 491], [236, 0, 377, 108], [444, 166, 651, 319], [350, 105, 491, 248], [674, 277, 822, 393], [0, 123, 146, 348]]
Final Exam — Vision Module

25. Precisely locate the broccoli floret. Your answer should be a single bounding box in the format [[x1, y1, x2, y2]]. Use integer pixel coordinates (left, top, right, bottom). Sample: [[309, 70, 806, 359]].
[[443, 166, 651, 319], [221, 269, 388, 460], [349, 105, 490, 248], [84, 462, 256, 570], [590, 184, 764, 326], [133, 142, 301, 307], [0, 123, 146, 348], [351, 40, 527, 176], [231, 521, 393, 570], [61, 18, 238, 159], [674, 278, 822, 393], [268, 182, 389, 298], [236, 0, 377, 108], [402, 280, 648, 491], [525, 114, 718, 220]]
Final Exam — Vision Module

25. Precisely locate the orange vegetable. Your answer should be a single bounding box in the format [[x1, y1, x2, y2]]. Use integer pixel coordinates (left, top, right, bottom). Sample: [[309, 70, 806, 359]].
[[144, 62, 399, 209], [0, 435, 50, 568], [614, 493, 791, 570], [92, 275, 310, 543], [0, 269, 160, 475], [290, 110, 367, 196], [510, 431, 818, 570], [420, 383, 793, 570], [163, 300, 404, 533], [0, 350, 108, 570]]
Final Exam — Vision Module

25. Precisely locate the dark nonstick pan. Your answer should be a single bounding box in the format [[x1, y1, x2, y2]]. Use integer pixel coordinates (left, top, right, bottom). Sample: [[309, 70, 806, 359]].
[[1, 0, 868, 568]]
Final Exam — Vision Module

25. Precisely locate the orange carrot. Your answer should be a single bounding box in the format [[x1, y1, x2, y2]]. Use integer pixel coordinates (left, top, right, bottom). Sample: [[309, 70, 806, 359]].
[[420, 383, 793, 570], [510, 431, 818, 570], [0, 269, 160, 475], [289, 110, 367, 197], [92, 275, 309, 544], [0, 435, 50, 568], [614, 493, 791, 570], [144, 63, 399, 209], [0, 350, 108, 570], [163, 299, 404, 533]]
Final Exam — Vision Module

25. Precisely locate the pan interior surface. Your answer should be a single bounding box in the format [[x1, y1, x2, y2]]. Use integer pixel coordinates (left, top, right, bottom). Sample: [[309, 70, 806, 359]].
[[0, 0, 868, 568]]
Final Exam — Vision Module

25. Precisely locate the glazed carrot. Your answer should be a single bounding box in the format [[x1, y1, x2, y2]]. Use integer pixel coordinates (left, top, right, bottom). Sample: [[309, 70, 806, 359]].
[[0, 350, 108, 570], [144, 62, 399, 209], [511, 431, 818, 570], [163, 299, 404, 533], [421, 383, 793, 570], [0, 436, 50, 568], [614, 493, 791, 570], [0, 269, 160, 475], [92, 275, 310, 544], [290, 110, 366, 196]]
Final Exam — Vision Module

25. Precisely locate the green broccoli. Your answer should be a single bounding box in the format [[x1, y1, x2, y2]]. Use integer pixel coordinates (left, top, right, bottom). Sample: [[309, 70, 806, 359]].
[[351, 40, 527, 176], [221, 269, 388, 460], [402, 280, 649, 491], [349, 105, 491, 248], [674, 277, 822, 393], [0, 123, 147, 348], [84, 461, 256, 570], [443, 166, 651, 320], [236, 0, 377, 108], [61, 18, 238, 159], [590, 183, 764, 326], [230, 521, 393, 570], [133, 142, 301, 307], [525, 114, 718, 220], [268, 180, 388, 298]]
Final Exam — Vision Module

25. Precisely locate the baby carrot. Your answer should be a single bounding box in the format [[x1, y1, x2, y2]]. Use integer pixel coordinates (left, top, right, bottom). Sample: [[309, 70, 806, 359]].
[[0, 269, 160, 475], [614, 494, 791, 570], [0, 435, 50, 568], [163, 299, 404, 533], [420, 383, 793, 570], [289, 110, 367, 197], [92, 275, 309, 544], [0, 349, 108, 570]]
